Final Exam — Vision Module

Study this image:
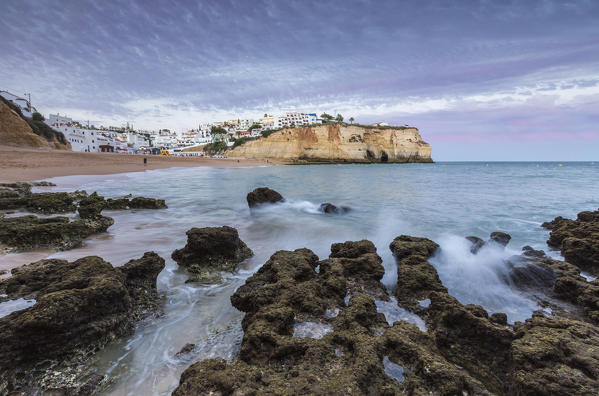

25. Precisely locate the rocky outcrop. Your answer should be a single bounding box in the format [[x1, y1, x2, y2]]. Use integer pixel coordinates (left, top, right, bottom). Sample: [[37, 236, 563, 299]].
[[246, 187, 284, 208], [543, 209, 599, 275], [0, 214, 114, 253], [175, 229, 599, 395], [0, 187, 167, 253], [171, 226, 253, 283], [0, 252, 165, 394], [229, 124, 433, 163], [0, 98, 70, 150]]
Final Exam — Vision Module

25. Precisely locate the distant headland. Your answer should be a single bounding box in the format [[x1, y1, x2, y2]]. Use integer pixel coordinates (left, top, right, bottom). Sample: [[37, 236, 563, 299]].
[[228, 123, 433, 164]]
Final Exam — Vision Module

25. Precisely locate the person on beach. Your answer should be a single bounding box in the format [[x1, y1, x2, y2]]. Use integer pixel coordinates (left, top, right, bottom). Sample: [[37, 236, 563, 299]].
[[144, 157, 147, 166]]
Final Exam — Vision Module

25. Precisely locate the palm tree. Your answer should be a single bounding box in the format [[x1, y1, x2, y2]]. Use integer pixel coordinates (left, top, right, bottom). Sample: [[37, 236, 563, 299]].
[[349, 117, 354, 124]]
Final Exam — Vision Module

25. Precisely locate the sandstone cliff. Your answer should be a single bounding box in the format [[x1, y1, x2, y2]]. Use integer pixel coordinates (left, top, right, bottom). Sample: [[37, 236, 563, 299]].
[[0, 100, 70, 150], [229, 124, 432, 163]]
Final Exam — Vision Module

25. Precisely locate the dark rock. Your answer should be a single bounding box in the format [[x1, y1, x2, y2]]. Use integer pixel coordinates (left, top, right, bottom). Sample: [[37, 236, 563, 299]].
[[175, 343, 197, 358], [128, 197, 167, 209], [0, 253, 165, 394], [171, 226, 253, 283], [522, 245, 546, 258], [489, 231, 511, 246], [506, 256, 557, 290], [544, 209, 599, 275], [319, 202, 351, 214], [0, 214, 114, 253], [390, 236, 444, 309], [246, 187, 284, 208], [466, 236, 485, 253]]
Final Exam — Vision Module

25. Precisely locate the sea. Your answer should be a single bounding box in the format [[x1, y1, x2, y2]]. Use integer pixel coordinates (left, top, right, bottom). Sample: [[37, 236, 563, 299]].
[[1, 161, 598, 395]]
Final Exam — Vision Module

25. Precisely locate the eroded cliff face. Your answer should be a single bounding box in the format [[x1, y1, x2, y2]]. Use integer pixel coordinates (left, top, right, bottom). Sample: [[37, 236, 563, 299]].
[[229, 124, 432, 163], [0, 101, 71, 150]]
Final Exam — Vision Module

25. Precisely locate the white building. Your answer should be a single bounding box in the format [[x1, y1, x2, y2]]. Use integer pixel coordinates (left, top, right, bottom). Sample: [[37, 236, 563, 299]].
[[273, 112, 322, 129], [0, 90, 37, 118], [46, 113, 149, 153]]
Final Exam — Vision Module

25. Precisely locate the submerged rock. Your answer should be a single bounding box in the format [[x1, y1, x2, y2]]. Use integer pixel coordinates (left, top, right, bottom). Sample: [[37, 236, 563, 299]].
[[246, 187, 284, 208], [543, 208, 599, 275], [0, 252, 165, 394], [171, 226, 253, 283], [319, 202, 351, 214], [0, 214, 114, 253]]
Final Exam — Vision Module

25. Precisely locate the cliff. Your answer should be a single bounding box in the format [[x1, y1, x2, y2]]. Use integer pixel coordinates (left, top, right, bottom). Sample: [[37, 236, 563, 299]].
[[229, 124, 432, 163], [0, 99, 70, 150]]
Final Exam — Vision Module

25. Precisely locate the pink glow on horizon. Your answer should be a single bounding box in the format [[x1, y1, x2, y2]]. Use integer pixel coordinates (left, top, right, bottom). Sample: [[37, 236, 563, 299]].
[[428, 130, 599, 143]]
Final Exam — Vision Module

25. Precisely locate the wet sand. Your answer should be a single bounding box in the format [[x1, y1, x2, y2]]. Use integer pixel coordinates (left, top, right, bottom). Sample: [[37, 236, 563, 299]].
[[0, 145, 277, 182]]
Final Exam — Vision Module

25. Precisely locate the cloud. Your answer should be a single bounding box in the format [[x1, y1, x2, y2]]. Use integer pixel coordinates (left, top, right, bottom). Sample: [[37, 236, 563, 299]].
[[1, 0, 598, 159]]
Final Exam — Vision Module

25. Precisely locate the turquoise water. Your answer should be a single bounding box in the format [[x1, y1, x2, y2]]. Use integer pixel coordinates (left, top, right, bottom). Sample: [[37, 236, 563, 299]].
[[3, 162, 598, 395]]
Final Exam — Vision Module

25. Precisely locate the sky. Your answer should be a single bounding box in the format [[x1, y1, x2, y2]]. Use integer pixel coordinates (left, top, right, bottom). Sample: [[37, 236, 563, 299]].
[[1, 0, 598, 161]]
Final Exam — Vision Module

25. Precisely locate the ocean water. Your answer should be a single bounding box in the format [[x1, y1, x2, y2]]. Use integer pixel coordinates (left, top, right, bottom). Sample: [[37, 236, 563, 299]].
[[2, 161, 598, 395]]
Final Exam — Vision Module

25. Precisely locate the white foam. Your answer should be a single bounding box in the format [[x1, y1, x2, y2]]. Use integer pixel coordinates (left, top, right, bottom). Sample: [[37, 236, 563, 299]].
[[429, 234, 539, 323]]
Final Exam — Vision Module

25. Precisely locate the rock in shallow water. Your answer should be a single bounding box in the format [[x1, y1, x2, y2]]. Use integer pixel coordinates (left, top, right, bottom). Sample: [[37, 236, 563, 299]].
[[246, 187, 284, 208], [0, 252, 165, 394], [171, 226, 253, 283], [0, 214, 114, 253], [319, 202, 351, 214], [489, 231, 512, 246]]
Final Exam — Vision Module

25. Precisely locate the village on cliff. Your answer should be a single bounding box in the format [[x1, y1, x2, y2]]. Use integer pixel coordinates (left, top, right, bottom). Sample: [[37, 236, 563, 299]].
[[1, 89, 390, 156]]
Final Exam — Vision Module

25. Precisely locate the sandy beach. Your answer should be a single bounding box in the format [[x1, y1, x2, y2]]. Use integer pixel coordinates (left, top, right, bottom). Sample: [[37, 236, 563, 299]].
[[0, 145, 276, 182]]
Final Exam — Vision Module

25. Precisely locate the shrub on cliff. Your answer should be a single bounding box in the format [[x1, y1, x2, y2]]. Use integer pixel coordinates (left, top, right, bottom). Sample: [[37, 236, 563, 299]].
[[260, 128, 280, 138], [203, 141, 228, 153], [232, 136, 258, 148]]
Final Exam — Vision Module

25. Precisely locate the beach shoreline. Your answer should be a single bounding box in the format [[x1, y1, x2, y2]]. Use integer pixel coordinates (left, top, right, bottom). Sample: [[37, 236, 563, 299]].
[[0, 145, 280, 183]]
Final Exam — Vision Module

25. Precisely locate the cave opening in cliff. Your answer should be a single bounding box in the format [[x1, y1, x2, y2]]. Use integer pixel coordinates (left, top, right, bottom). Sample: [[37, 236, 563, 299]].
[[381, 151, 389, 162]]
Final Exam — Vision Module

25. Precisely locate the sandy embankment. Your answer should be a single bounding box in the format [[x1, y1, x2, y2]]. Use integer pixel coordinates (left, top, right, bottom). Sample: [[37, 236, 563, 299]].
[[0, 146, 280, 182]]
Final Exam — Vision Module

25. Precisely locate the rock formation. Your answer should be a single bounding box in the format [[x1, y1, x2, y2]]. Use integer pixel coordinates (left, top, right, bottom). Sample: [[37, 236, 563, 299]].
[[0, 252, 165, 394], [0, 99, 70, 150], [543, 209, 599, 275], [0, 184, 167, 253], [174, 224, 599, 394], [171, 226, 254, 283], [246, 187, 284, 208], [229, 124, 433, 163]]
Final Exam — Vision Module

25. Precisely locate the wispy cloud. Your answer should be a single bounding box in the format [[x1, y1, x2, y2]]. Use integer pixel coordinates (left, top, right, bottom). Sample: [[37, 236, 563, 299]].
[[1, 0, 598, 159]]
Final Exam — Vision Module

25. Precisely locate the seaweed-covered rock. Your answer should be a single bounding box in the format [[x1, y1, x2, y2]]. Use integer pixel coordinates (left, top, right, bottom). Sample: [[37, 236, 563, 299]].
[[0, 187, 167, 216], [543, 209, 599, 275], [0, 192, 79, 214], [0, 214, 114, 253], [246, 187, 284, 208], [128, 196, 167, 209], [175, 239, 502, 395], [171, 226, 253, 283], [510, 313, 599, 394], [390, 235, 445, 309], [0, 253, 165, 394]]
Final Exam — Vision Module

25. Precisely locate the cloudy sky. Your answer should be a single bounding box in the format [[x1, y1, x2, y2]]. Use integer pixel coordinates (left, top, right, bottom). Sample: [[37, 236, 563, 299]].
[[1, 0, 598, 160]]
